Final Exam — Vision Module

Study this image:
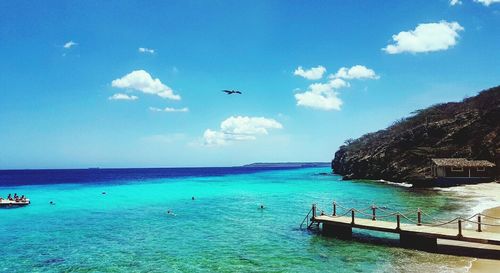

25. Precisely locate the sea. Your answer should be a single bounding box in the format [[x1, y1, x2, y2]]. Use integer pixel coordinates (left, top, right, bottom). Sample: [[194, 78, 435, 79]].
[[0, 167, 478, 272]]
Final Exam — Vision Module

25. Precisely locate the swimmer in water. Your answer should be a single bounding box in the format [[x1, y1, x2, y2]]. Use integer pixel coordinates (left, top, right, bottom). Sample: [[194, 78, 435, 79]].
[[49, 201, 55, 205], [167, 210, 176, 216], [192, 196, 195, 200], [259, 204, 265, 209]]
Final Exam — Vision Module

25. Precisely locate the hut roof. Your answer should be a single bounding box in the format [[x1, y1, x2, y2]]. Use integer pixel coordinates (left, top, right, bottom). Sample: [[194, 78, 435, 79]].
[[431, 158, 496, 168]]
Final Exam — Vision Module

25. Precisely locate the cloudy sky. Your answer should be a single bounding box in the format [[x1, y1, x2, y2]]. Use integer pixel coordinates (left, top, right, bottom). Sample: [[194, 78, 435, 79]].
[[0, 0, 499, 169]]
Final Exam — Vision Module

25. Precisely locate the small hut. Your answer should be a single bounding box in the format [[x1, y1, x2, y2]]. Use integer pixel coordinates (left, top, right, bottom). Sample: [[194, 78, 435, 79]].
[[430, 158, 496, 183]]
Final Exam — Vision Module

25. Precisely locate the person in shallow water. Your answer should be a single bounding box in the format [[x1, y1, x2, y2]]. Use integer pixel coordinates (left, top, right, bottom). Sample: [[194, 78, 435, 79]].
[[166, 210, 176, 216], [191, 196, 195, 200]]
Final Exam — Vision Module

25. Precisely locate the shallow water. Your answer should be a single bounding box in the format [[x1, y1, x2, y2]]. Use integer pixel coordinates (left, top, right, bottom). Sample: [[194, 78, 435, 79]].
[[0, 167, 474, 272]]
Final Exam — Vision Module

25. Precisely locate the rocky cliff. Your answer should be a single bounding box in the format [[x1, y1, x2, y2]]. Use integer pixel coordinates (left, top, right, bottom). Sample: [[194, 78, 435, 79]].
[[332, 86, 500, 183]]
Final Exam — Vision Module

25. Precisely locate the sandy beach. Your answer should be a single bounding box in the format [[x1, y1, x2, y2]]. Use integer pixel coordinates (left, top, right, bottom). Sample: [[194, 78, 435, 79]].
[[440, 182, 500, 273], [469, 205, 500, 273]]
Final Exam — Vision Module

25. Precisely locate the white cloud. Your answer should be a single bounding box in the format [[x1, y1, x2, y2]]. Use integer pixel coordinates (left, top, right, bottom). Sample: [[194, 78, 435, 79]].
[[221, 116, 283, 135], [331, 65, 380, 80], [450, 0, 462, 5], [293, 65, 326, 80], [203, 129, 229, 146], [295, 89, 343, 111], [294, 78, 348, 111], [63, 41, 78, 49], [382, 21, 464, 54], [203, 116, 283, 146], [475, 0, 500, 5], [138, 47, 155, 54], [111, 70, 180, 100], [108, 93, 138, 101], [149, 106, 189, 112], [328, 78, 350, 88], [308, 79, 349, 92], [293, 65, 379, 111]]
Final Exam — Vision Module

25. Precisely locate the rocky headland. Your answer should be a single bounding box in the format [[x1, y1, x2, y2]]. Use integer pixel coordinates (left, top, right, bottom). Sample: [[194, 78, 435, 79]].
[[332, 86, 500, 184]]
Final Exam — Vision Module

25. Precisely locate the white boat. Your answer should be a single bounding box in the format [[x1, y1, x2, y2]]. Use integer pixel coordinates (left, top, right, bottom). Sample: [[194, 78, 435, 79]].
[[0, 198, 30, 207]]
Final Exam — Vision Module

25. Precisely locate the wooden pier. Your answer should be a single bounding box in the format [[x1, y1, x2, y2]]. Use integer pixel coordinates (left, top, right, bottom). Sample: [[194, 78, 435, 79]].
[[302, 202, 500, 251]]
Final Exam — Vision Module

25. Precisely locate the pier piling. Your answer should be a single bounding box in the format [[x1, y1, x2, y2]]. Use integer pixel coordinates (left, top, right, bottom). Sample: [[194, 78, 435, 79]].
[[396, 214, 401, 231], [458, 219, 463, 238], [400, 232, 437, 251]]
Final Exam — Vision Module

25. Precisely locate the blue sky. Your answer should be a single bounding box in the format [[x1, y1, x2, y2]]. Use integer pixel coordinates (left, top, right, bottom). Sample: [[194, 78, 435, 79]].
[[0, 0, 499, 169]]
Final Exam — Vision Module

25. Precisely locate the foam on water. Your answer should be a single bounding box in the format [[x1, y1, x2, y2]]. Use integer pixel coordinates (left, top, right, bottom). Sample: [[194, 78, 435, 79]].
[[435, 182, 500, 215]]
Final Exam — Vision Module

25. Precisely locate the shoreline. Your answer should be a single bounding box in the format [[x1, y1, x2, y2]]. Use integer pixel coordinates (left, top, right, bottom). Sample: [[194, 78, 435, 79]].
[[469, 205, 500, 273], [438, 181, 500, 273]]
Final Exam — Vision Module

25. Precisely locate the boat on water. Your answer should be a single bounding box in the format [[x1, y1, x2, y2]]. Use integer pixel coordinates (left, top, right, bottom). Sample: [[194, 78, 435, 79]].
[[0, 197, 30, 207]]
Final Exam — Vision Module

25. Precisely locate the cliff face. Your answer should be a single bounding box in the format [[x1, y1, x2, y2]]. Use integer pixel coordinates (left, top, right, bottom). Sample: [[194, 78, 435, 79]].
[[332, 86, 500, 182]]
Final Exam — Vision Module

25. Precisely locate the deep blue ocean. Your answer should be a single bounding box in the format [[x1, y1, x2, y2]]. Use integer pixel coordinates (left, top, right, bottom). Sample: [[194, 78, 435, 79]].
[[0, 167, 475, 272], [0, 167, 304, 186]]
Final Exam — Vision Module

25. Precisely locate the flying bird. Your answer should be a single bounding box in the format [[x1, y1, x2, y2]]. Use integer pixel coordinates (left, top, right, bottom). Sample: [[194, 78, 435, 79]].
[[222, 90, 242, 95]]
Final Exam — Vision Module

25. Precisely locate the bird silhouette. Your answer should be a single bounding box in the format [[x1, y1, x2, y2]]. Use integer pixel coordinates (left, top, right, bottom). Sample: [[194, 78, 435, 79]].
[[222, 90, 242, 95]]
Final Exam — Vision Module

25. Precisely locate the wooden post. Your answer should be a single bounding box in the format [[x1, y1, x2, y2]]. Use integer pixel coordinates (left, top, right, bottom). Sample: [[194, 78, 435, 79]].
[[458, 219, 463, 237], [312, 204, 317, 218], [351, 210, 355, 225], [372, 205, 376, 221], [333, 202, 337, 216], [396, 214, 401, 230], [477, 215, 482, 232], [417, 208, 422, 226]]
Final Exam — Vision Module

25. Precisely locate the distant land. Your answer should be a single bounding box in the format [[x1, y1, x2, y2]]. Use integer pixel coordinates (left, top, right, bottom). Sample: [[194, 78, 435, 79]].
[[332, 85, 500, 183], [243, 162, 331, 168]]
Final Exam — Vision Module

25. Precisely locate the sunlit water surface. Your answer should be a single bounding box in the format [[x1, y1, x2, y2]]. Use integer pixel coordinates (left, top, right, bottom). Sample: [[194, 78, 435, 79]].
[[1, 167, 476, 272]]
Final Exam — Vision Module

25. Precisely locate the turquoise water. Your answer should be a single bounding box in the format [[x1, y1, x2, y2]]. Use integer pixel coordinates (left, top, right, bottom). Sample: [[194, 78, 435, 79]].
[[1, 168, 473, 272]]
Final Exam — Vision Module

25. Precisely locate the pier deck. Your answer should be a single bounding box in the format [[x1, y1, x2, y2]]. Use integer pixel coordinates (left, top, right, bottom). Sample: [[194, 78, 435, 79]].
[[303, 202, 500, 252], [313, 215, 500, 246]]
